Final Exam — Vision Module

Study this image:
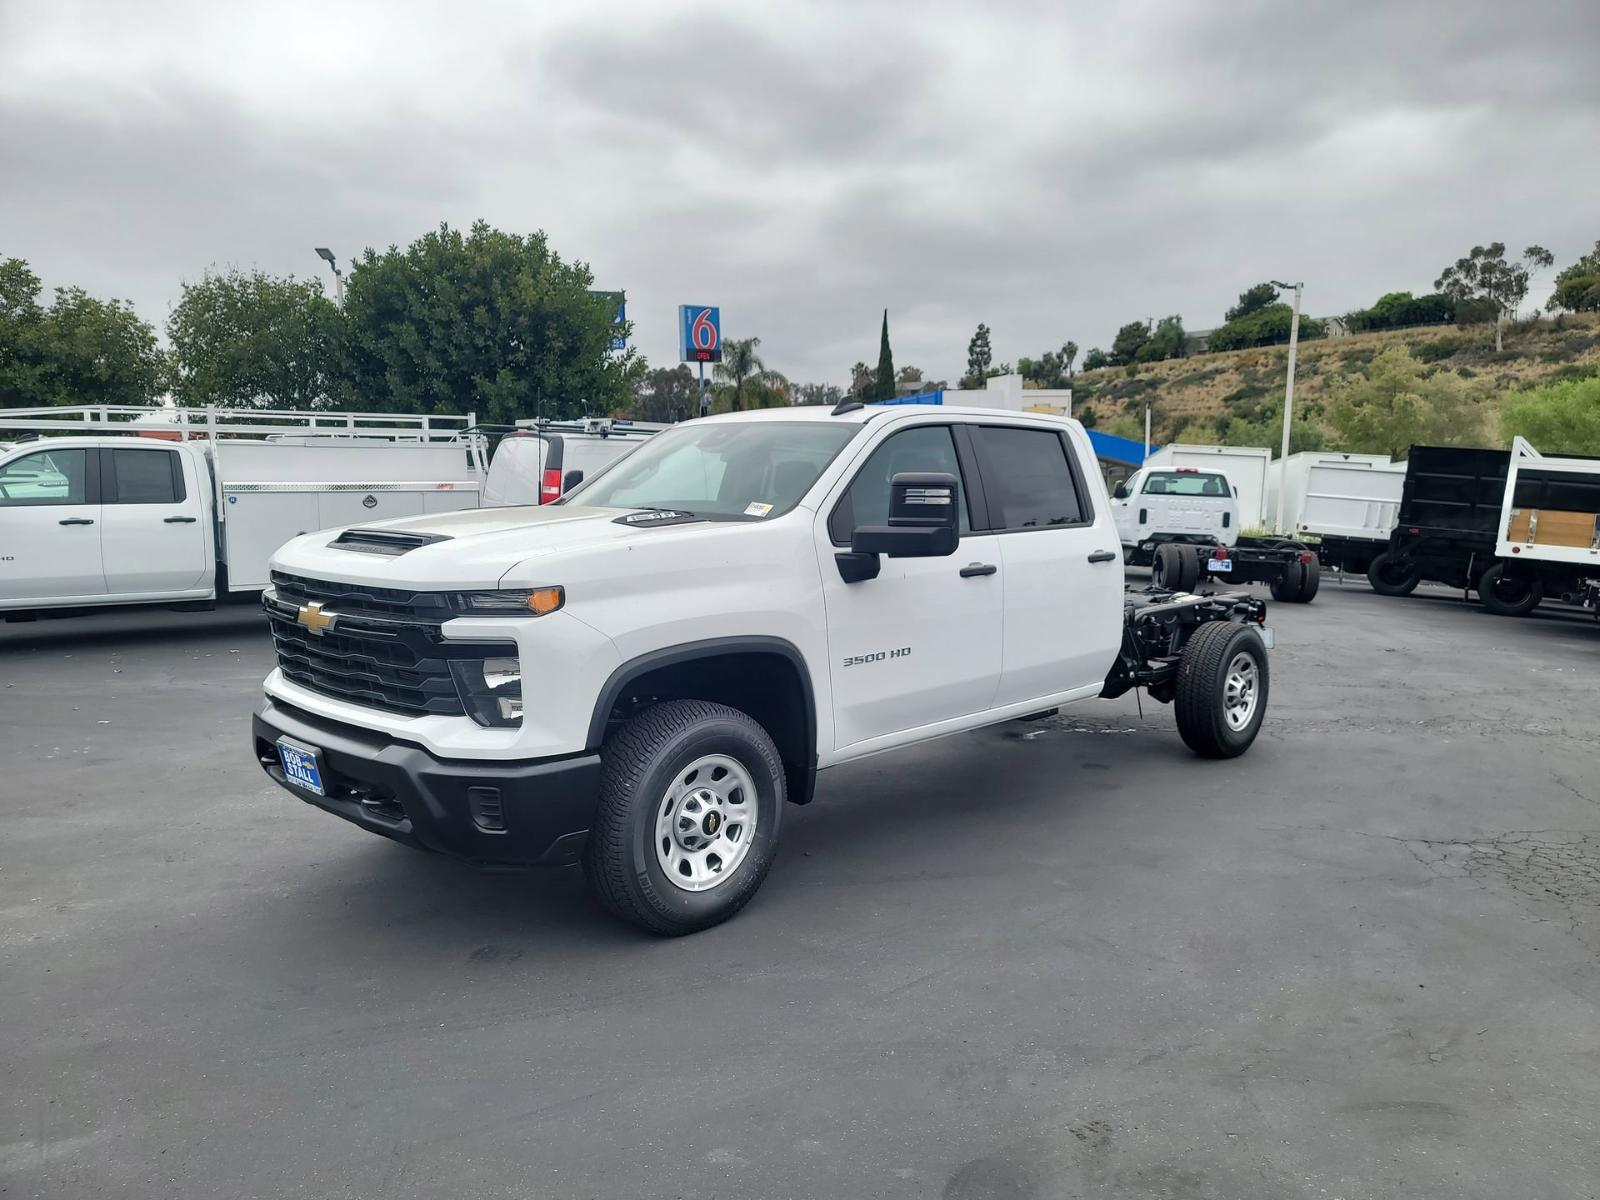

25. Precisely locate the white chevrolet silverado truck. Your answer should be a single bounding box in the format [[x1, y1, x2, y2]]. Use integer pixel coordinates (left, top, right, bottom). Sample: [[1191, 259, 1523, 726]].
[[254, 403, 1274, 934]]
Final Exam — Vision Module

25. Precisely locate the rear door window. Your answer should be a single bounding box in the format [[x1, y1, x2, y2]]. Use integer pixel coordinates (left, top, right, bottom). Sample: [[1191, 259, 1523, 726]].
[[969, 426, 1087, 529], [109, 448, 185, 504]]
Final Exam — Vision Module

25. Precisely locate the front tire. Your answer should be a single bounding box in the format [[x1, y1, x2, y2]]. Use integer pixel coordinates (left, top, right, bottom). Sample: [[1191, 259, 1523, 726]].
[[1367, 551, 1420, 597], [1174, 622, 1269, 759], [582, 700, 785, 935], [1477, 562, 1542, 617]]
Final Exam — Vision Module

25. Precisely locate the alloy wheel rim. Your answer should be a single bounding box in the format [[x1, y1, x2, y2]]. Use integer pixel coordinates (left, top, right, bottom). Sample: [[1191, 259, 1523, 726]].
[[654, 754, 758, 892]]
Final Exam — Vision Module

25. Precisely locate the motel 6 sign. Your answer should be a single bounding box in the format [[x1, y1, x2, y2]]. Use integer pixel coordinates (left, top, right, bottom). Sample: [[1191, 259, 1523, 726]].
[[678, 305, 722, 364]]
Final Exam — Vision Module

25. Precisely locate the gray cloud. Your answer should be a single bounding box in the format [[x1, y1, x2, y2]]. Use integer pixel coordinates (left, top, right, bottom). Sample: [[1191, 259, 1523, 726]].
[[1, 0, 1596, 387]]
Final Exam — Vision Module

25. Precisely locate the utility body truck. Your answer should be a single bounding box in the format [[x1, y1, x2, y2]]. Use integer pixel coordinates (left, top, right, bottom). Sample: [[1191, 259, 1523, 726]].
[[0, 407, 659, 618], [1280, 456, 1406, 577], [253, 403, 1277, 934]]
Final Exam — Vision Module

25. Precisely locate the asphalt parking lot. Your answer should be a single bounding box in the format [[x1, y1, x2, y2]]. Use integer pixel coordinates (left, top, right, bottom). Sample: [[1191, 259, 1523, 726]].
[[4, 579, 1599, 1200]]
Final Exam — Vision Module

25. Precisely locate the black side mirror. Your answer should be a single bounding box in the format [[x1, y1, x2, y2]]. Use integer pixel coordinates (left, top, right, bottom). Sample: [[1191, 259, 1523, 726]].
[[563, 469, 584, 491], [851, 471, 960, 558], [1113, 482, 1130, 499]]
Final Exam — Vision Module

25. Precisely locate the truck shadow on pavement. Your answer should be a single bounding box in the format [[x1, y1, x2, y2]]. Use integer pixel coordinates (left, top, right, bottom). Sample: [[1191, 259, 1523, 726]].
[[0, 605, 268, 654]]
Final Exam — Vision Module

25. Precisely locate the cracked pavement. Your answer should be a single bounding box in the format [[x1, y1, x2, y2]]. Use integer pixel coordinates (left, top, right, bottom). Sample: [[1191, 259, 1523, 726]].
[[3, 580, 1600, 1199]]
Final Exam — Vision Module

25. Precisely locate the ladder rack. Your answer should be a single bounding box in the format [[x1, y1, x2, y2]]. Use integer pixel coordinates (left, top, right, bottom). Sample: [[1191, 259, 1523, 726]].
[[0, 404, 480, 444]]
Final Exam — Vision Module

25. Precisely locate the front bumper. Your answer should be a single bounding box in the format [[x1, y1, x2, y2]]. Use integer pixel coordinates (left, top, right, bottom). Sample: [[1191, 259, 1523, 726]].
[[253, 696, 602, 867]]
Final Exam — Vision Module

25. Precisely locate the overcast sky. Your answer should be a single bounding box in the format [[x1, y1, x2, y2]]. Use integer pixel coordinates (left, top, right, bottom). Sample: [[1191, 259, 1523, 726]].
[[2, 0, 1596, 387]]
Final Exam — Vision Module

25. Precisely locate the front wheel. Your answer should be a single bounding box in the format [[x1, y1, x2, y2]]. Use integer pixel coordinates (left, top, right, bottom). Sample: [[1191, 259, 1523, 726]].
[[1174, 622, 1269, 759], [1477, 562, 1542, 617], [1367, 551, 1420, 597], [582, 699, 785, 935]]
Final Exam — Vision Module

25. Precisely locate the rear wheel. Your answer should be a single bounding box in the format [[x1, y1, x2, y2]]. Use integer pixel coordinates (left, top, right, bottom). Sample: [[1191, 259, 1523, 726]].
[[1477, 562, 1542, 617], [1271, 555, 1321, 603], [1367, 551, 1421, 597], [1153, 544, 1199, 592], [582, 699, 784, 935], [1174, 622, 1269, 758]]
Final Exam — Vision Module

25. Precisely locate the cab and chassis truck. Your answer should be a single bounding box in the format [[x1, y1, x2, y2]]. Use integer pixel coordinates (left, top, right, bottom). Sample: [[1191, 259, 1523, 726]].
[[253, 404, 1274, 934]]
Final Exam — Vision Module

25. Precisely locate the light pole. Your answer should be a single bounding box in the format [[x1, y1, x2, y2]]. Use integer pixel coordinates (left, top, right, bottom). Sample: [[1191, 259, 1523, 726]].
[[1269, 279, 1303, 535], [315, 247, 344, 308]]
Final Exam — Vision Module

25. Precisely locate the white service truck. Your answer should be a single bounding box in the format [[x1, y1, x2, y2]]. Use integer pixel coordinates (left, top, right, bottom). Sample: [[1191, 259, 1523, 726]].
[[253, 403, 1277, 934], [0, 406, 485, 617]]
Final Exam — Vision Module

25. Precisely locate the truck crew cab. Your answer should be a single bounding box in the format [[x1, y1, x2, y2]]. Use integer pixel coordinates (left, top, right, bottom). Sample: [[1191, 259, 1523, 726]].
[[253, 405, 1274, 934]]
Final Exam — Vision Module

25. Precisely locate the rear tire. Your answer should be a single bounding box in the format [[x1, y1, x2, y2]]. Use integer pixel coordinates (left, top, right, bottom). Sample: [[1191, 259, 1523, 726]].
[[1153, 544, 1199, 592], [1367, 551, 1420, 597], [582, 699, 784, 935], [1174, 622, 1269, 759], [1477, 562, 1542, 617], [1271, 555, 1321, 603]]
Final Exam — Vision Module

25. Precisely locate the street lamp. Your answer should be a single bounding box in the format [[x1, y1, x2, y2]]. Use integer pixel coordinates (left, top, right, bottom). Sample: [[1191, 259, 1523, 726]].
[[1269, 279, 1304, 535], [315, 247, 344, 308]]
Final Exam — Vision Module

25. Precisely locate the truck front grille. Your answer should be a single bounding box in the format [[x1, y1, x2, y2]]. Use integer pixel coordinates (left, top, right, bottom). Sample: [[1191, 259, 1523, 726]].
[[264, 573, 512, 717]]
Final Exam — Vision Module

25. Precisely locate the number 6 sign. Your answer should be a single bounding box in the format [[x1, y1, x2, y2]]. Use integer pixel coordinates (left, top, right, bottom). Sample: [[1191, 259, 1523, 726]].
[[678, 305, 722, 364]]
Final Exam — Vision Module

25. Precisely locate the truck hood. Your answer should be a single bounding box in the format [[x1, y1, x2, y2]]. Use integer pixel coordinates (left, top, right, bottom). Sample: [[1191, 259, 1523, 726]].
[[270, 503, 709, 588]]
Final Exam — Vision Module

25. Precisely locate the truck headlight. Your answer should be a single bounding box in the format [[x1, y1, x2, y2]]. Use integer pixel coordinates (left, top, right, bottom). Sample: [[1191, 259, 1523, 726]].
[[451, 588, 563, 616], [450, 656, 523, 727]]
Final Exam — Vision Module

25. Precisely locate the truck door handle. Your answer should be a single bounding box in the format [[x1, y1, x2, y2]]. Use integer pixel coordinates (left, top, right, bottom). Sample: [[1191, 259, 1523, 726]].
[[959, 562, 997, 578], [163, 516, 198, 523], [58, 517, 95, 526], [1087, 550, 1118, 563]]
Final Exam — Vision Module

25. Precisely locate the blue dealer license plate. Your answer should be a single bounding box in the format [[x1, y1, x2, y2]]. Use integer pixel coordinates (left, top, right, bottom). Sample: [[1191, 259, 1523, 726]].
[[277, 738, 325, 796]]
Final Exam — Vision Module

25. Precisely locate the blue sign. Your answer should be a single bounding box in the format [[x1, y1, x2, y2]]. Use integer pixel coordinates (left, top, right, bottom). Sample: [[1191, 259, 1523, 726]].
[[878, 389, 945, 406], [679, 305, 722, 364], [591, 291, 627, 351]]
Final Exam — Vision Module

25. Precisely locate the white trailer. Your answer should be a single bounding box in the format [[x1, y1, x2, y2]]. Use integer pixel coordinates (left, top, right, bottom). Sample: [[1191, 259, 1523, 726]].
[[1143, 444, 1272, 529], [0, 405, 488, 615], [1266, 451, 1393, 535]]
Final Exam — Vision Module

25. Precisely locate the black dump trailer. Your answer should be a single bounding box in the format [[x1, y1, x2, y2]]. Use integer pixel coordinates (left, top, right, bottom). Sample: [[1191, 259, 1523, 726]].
[[1364, 445, 1578, 617]]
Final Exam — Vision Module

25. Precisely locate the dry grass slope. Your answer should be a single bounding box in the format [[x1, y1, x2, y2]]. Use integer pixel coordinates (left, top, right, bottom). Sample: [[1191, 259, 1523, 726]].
[[1069, 313, 1600, 444]]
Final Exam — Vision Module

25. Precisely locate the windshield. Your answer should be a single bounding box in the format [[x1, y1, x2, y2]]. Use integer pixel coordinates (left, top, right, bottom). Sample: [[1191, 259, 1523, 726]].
[[1141, 470, 1232, 497], [563, 421, 859, 519]]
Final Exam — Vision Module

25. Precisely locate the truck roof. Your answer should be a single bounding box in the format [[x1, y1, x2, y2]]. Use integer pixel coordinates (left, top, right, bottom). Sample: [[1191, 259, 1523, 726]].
[[692, 404, 1079, 428]]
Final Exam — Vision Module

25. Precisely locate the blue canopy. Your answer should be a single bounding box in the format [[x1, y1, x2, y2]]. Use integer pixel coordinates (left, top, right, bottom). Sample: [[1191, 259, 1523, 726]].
[[1086, 428, 1154, 467]]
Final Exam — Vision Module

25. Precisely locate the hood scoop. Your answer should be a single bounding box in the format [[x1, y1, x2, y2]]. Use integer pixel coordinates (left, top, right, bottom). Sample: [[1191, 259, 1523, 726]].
[[329, 527, 452, 556]]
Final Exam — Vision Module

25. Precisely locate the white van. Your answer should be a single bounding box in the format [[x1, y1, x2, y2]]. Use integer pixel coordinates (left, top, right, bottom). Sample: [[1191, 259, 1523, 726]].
[[1111, 466, 1240, 565]]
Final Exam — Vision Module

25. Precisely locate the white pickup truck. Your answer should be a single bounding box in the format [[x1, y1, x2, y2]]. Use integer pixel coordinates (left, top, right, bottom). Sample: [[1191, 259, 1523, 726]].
[[253, 404, 1275, 934]]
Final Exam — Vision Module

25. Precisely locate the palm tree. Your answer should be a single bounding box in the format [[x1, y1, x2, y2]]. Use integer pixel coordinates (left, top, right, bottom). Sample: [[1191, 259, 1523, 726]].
[[714, 337, 766, 411]]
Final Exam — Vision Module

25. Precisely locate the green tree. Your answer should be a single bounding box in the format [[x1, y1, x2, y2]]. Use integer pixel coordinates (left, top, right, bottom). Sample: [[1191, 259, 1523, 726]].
[[864, 309, 895, 401], [1082, 347, 1110, 371], [1135, 315, 1185, 363], [795, 381, 844, 407], [341, 220, 639, 423], [1546, 240, 1600, 313], [1226, 283, 1279, 322], [1062, 340, 1079, 379], [714, 336, 769, 411], [963, 323, 992, 387], [1207, 305, 1326, 352], [167, 267, 339, 408], [0, 258, 166, 408], [629, 364, 697, 421], [1435, 242, 1554, 352], [1326, 345, 1489, 458], [0, 256, 47, 406], [1345, 291, 1456, 332], [1500, 368, 1600, 453], [1109, 320, 1150, 366], [896, 365, 922, 384], [1018, 342, 1080, 388]]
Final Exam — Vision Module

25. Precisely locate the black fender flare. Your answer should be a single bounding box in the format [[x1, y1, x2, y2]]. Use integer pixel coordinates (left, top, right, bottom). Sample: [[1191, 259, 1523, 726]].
[[585, 636, 820, 804]]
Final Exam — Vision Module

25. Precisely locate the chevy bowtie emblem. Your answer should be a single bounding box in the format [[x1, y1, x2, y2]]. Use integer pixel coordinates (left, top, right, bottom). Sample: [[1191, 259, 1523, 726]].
[[296, 601, 338, 635]]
